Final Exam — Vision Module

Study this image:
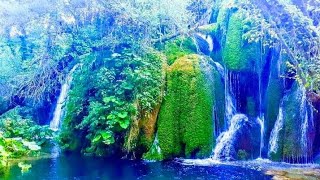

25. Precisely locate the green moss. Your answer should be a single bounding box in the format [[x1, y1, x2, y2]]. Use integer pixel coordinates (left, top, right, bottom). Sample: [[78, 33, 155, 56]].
[[222, 12, 261, 71], [164, 37, 197, 65], [157, 54, 214, 159], [142, 136, 164, 161], [237, 149, 249, 160], [143, 148, 164, 161], [282, 83, 303, 159], [265, 80, 283, 150], [198, 24, 219, 35]]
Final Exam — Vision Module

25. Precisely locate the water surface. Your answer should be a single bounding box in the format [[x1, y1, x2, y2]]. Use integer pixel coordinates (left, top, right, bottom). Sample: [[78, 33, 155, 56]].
[[4, 154, 272, 180]]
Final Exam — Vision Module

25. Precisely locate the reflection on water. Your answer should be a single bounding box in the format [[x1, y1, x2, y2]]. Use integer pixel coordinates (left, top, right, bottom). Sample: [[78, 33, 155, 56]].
[[5, 154, 271, 180]]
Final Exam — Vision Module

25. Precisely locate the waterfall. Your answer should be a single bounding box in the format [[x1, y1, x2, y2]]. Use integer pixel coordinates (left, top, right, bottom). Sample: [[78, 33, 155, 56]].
[[212, 114, 248, 160], [152, 133, 161, 155], [257, 48, 265, 158], [212, 69, 244, 161], [213, 61, 224, 76], [257, 116, 265, 158], [224, 71, 237, 127], [225, 90, 236, 123], [300, 87, 310, 163], [50, 64, 79, 131], [143, 133, 163, 161], [268, 102, 284, 156], [196, 33, 213, 52]]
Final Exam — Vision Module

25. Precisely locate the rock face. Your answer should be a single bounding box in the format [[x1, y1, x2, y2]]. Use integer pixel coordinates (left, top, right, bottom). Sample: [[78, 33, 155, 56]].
[[157, 54, 215, 159], [222, 12, 263, 72], [50, 0, 320, 162]]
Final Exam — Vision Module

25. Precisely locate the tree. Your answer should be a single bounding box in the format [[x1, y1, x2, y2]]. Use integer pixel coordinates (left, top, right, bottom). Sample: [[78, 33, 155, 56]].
[[0, 0, 211, 104]]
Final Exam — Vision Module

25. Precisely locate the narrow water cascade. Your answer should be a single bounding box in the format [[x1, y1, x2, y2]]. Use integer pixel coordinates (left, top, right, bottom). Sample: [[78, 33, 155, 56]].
[[212, 69, 244, 161], [224, 71, 237, 127], [50, 64, 79, 131], [258, 46, 265, 158], [213, 62, 224, 76], [152, 133, 161, 155], [257, 116, 265, 158], [196, 33, 213, 52], [212, 114, 249, 161], [268, 102, 284, 156], [300, 87, 310, 163]]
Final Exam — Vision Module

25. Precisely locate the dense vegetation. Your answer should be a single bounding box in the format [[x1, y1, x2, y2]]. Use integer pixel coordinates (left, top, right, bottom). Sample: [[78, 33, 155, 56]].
[[0, 0, 319, 175]]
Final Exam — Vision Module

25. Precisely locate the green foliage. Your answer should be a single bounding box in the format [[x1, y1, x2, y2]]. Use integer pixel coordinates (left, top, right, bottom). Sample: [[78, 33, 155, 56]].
[[222, 11, 262, 71], [0, 117, 53, 146], [18, 162, 32, 173], [163, 37, 197, 65], [0, 108, 53, 174], [239, 0, 320, 93], [0, 132, 41, 174], [60, 49, 165, 156], [282, 83, 303, 159], [158, 54, 214, 159], [142, 145, 164, 161]]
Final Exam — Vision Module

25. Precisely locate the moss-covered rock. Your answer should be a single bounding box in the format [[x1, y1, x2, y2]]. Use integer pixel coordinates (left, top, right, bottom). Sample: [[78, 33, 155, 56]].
[[137, 104, 162, 151], [264, 54, 284, 159], [282, 84, 302, 159], [198, 24, 219, 36], [280, 82, 312, 162], [123, 53, 167, 159], [163, 37, 197, 65], [222, 11, 262, 71], [157, 54, 215, 159], [142, 134, 163, 161]]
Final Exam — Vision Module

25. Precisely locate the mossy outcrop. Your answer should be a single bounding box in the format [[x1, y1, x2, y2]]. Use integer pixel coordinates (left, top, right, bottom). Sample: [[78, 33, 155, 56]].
[[264, 53, 284, 158], [163, 37, 197, 65], [222, 11, 262, 71], [278, 82, 314, 162], [282, 83, 303, 159], [157, 54, 215, 159]]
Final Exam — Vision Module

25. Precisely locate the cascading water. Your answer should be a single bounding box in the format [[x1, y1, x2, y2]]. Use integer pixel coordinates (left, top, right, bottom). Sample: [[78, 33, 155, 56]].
[[268, 102, 284, 156], [225, 90, 236, 123], [224, 71, 236, 127], [213, 62, 224, 76], [212, 69, 247, 161], [300, 87, 311, 163], [257, 116, 265, 158], [50, 64, 79, 131], [196, 33, 213, 52], [212, 114, 248, 160], [152, 133, 161, 155], [257, 46, 265, 158]]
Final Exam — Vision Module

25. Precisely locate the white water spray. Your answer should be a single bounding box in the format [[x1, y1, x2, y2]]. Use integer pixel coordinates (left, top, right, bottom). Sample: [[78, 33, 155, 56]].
[[268, 103, 284, 155], [212, 114, 248, 160], [50, 64, 79, 131], [300, 87, 310, 162], [257, 116, 265, 157], [196, 33, 213, 52]]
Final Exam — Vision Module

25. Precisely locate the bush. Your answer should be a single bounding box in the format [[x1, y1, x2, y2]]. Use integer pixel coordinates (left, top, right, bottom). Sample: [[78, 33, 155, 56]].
[[0, 118, 53, 146]]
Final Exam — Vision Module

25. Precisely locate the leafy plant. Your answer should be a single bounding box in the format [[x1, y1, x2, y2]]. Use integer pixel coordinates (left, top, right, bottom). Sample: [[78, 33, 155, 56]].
[[60, 49, 164, 156], [0, 131, 40, 174], [18, 162, 32, 173], [0, 118, 53, 146]]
